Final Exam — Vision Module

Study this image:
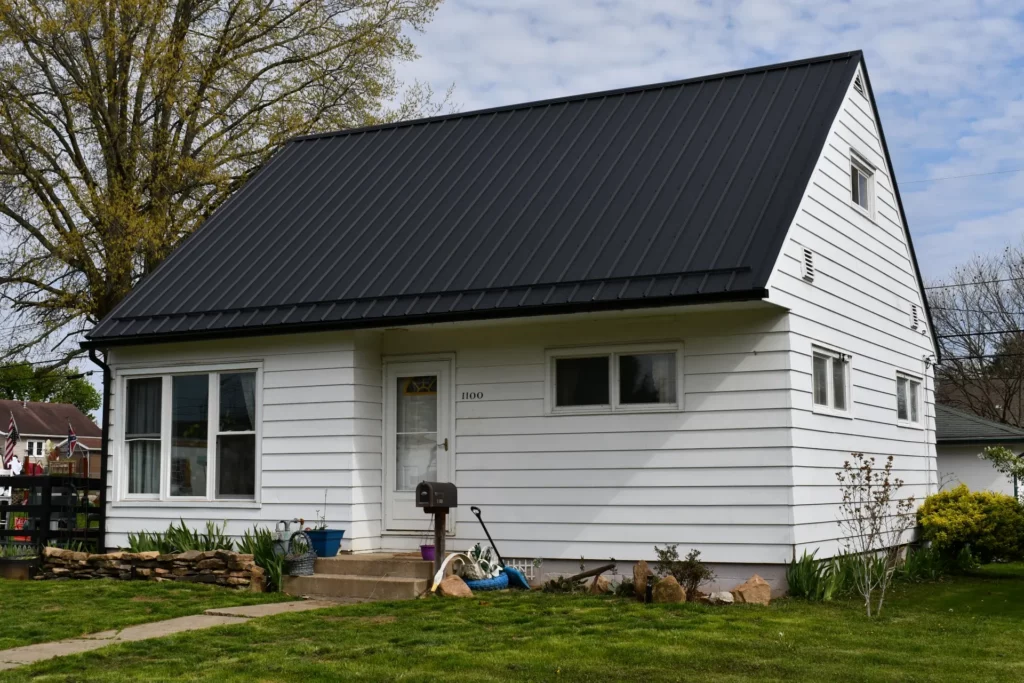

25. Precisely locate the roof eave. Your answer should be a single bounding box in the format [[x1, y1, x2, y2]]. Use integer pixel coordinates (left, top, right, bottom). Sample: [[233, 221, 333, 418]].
[[82, 287, 770, 350]]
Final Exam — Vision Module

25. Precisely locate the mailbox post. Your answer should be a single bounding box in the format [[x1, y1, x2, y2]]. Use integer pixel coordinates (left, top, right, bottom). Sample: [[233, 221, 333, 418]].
[[416, 481, 457, 577]]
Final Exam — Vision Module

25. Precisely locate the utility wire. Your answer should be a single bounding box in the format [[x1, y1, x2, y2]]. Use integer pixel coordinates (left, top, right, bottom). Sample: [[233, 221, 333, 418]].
[[925, 277, 1024, 290], [936, 329, 1024, 339], [900, 167, 1024, 185]]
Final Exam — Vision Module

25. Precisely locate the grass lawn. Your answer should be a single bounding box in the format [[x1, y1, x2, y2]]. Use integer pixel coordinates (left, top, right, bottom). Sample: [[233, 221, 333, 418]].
[[2, 565, 1024, 682], [0, 578, 291, 651]]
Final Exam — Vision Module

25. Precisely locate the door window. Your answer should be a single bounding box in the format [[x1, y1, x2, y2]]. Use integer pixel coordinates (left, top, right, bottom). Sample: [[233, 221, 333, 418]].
[[395, 375, 438, 491]]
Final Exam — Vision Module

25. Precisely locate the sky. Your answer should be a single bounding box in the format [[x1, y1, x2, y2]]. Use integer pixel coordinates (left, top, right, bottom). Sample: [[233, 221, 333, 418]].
[[395, 0, 1024, 283]]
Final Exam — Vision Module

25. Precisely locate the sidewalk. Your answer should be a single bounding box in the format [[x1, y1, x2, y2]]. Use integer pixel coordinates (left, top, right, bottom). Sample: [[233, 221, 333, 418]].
[[0, 600, 338, 671]]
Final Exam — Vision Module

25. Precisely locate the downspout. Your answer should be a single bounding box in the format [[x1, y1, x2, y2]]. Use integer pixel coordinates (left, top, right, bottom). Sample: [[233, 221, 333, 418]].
[[88, 348, 111, 552]]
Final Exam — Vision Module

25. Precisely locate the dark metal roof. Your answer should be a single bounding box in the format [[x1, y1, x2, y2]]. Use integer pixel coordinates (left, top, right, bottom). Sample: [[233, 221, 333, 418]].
[[935, 404, 1024, 444], [87, 52, 865, 347]]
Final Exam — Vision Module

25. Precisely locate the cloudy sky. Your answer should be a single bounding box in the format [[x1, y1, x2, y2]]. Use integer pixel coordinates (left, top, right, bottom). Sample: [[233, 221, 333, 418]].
[[396, 0, 1024, 282]]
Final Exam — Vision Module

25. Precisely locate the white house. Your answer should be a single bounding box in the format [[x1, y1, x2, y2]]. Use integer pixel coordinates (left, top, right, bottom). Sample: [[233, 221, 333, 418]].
[[935, 404, 1024, 498], [83, 51, 938, 591]]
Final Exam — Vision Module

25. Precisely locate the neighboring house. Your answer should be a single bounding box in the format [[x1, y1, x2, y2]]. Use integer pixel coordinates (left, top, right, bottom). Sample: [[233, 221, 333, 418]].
[[935, 404, 1024, 498], [0, 399, 102, 470], [82, 51, 938, 590]]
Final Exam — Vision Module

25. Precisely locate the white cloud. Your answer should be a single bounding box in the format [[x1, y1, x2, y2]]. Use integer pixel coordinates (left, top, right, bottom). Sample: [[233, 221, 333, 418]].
[[398, 0, 1024, 281]]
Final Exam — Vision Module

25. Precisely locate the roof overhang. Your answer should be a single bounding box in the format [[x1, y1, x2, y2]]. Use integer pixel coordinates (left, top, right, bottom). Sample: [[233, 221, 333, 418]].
[[82, 287, 770, 350]]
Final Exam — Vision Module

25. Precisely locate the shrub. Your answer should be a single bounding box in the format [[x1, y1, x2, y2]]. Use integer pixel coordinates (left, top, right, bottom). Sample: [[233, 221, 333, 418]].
[[787, 551, 843, 601], [238, 526, 285, 592], [126, 520, 234, 554], [917, 485, 1024, 563], [653, 545, 715, 601]]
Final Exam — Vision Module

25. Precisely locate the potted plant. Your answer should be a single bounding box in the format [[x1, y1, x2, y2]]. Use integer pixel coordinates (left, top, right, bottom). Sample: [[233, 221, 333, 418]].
[[0, 543, 38, 580], [420, 520, 435, 562], [302, 490, 345, 558]]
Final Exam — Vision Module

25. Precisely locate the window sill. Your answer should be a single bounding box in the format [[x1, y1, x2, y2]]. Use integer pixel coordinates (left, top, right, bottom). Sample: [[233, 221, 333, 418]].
[[812, 404, 854, 419], [546, 404, 682, 416], [111, 500, 261, 509], [897, 420, 924, 431]]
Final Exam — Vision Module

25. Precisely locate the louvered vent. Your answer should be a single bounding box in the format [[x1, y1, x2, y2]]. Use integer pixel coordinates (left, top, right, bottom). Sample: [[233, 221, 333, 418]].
[[801, 248, 815, 282], [853, 73, 866, 97], [910, 304, 920, 330]]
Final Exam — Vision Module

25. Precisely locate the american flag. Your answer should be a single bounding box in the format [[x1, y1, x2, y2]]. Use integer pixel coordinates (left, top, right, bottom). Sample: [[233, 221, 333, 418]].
[[4, 411, 18, 468], [66, 419, 77, 459]]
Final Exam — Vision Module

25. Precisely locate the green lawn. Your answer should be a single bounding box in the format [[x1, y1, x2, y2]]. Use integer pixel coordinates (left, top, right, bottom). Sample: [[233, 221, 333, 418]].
[[0, 578, 291, 651], [3, 566, 1024, 682]]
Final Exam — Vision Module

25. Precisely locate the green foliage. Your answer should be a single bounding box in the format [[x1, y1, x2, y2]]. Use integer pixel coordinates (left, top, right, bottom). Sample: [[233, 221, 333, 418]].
[[238, 526, 285, 593], [918, 485, 1024, 563], [126, 520, 234, 554], [0, 362, 102, 418], [786, 551, 845, 601], [613, 578, 635, 598], [980, 446, 1024, 486], [0, 543, 37, 559], [653, 544, 715, 600], [541, 576, 587, 593]]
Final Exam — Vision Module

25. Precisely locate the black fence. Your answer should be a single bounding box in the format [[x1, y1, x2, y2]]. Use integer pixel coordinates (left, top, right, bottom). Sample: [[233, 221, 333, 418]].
[[0, 475, 103, 551]]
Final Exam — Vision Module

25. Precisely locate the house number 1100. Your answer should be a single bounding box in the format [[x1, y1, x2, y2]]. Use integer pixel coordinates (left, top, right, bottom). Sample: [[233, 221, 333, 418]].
[[462, 391, 484, 400]]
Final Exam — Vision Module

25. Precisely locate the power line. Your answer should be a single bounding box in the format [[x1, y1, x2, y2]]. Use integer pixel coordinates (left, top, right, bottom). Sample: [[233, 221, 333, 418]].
[[936, 329, 1024, 339], [901, 167, 1024, 185], [925, 277, 1024, 290]]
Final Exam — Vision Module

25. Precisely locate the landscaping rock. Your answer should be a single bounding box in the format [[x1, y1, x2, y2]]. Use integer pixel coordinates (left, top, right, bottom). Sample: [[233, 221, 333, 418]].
[[633, 560, 654, 600], [708, 591, 734, 605], [588, 575, 612, 595], [730, 574, 771, 606], [36, 548, 262, 589], [438, 575, 473, 598], [652, 576, 686, 603]]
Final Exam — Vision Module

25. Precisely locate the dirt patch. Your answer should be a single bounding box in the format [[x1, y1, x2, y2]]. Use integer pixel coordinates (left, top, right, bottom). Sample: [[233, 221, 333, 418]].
[[321, 615, 398, 625], [129, 596, 168, 603]]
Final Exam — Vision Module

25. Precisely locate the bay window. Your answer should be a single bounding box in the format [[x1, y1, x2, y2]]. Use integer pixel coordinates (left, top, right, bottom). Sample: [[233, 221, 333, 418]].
[[121, 366, 259, 502]]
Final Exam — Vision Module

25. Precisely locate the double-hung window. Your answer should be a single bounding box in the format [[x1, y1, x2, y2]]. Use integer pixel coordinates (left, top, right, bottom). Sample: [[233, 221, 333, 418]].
[[547, 344, 682, 413], [122, 366, 259, 502], [850, 151, 874, 216], [812, 346, 851, 415], [896, 372, 922, 426]]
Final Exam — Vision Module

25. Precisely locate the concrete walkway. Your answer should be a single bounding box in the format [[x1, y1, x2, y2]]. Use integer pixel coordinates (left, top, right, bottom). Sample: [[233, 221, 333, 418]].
[[0, 600, 338, 671]]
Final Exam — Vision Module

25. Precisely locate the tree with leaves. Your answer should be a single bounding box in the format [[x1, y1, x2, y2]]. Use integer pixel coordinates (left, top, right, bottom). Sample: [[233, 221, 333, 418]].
[[0, 362, 101, 417], [929, 242, 1024, 427], [0, 0, 446, 365]]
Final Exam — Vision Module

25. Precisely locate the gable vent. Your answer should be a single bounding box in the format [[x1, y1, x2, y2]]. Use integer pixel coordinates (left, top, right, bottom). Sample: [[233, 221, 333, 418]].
[[801, 248, 815, 282], [853, 73, 866, 98], [910, 304, 920, 330]]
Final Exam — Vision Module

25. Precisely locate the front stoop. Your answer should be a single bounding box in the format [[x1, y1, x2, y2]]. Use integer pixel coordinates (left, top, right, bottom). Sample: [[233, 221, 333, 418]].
[[283, 553, 432, 601]]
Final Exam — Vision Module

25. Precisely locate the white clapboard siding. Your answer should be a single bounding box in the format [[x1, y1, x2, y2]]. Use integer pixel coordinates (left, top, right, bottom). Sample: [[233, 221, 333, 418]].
[[766, 70, 937, 559], [379, 306, 795, 563]]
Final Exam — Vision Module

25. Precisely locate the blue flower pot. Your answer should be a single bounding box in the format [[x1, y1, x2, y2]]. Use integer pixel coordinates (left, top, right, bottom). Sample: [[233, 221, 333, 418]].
[[306, 529, 345, 557]]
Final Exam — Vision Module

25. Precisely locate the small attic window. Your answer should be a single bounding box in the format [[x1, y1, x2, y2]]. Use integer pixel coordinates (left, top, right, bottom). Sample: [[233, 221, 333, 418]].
[[801, 248, 815, 282], [853, 73, 866, 98], [850, 151, 874, 216]]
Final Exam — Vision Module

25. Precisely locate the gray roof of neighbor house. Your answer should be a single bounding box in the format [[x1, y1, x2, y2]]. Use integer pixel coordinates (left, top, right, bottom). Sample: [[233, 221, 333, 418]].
[[0, 400, 101, 439], [935, 404, 1024, 444], [85, 50, 930, 347]]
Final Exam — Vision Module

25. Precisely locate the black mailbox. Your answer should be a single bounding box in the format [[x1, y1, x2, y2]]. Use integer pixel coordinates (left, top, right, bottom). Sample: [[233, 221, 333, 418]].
[[416, 481, 457, 510]]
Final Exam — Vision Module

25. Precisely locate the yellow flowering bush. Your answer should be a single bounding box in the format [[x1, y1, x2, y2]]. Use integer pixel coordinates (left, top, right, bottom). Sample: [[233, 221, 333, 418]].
[[917, 485, 1024, 563]]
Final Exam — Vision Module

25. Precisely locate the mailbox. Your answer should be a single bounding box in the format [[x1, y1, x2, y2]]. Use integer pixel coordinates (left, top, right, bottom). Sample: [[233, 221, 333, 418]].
[[416, 481, 457, 511]]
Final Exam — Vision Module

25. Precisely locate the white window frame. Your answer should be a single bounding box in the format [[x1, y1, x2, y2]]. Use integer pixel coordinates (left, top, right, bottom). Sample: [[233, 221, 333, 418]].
[[24, 440, 45, 458], [811, 344, 853, 418], [544, 342, 684, 415], [850, 150, 875, 219], [115, 362, 263, 506], [896, 371, 924, 429]]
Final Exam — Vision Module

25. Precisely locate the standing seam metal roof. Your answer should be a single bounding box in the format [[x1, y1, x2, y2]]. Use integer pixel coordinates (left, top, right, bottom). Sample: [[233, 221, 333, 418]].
[[87, 52, 865, 345]]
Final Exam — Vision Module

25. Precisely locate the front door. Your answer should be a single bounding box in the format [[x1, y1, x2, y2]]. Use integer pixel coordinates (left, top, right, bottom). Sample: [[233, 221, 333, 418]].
[[384, 359, 452, 532]]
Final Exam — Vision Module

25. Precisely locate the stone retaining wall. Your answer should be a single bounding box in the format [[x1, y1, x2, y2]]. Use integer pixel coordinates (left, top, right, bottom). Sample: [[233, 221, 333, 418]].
[[39, 547, 265, 591]]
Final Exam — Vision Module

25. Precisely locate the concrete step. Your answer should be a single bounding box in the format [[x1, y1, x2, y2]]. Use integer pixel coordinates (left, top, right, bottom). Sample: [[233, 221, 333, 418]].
[[283, 573, 428, 601], [313, 555, 433, 579]]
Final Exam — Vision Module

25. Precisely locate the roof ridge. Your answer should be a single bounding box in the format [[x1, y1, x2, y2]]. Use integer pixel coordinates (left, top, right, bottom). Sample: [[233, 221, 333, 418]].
[[290, 51, 862, 143]]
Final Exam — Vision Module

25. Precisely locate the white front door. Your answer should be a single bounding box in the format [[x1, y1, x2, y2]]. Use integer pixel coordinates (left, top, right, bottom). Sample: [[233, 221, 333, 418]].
[[383, 359, 453, 532]]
